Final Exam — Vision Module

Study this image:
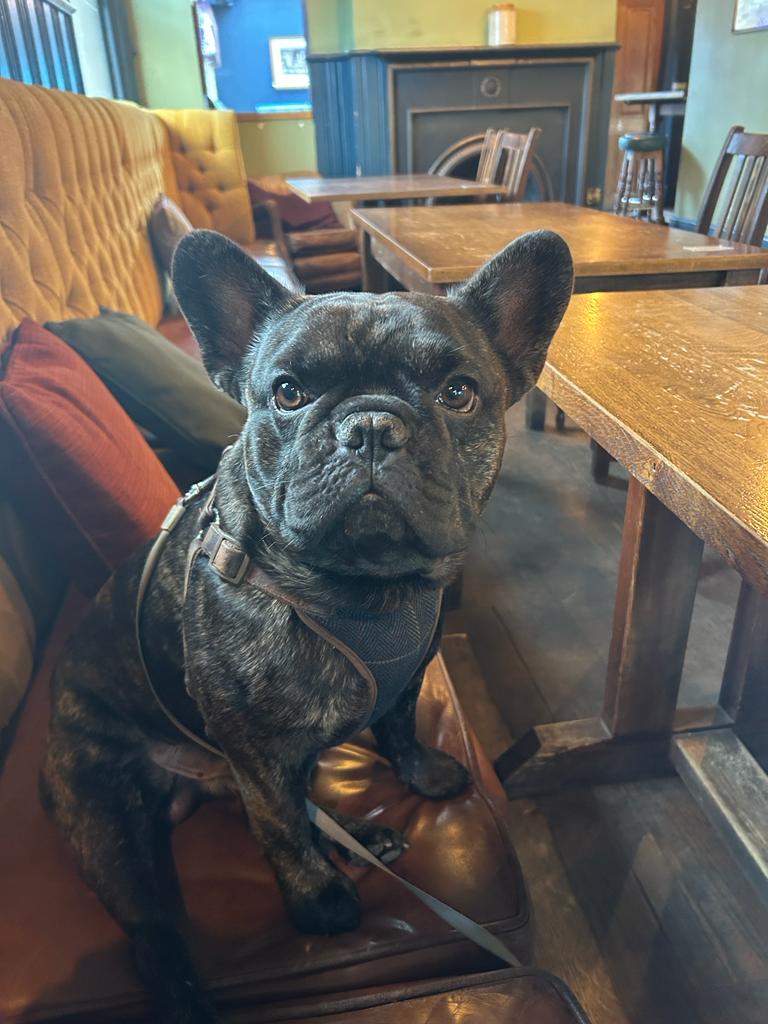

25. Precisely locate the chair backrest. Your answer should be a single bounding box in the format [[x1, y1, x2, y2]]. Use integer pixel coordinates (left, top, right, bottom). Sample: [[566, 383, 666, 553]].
[[696, 125, 768, 246], [475, 128, 500, 185], [477, 127, 542, 201], [152, 108, 256, 246]]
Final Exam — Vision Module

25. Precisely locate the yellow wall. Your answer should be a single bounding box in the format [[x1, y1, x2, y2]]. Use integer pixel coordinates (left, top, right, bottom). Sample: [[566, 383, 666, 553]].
[[238, 117, 318, 177], [306, 0, 617, 52], [675, 0, 768, 224], [130, 0, 206, 109]]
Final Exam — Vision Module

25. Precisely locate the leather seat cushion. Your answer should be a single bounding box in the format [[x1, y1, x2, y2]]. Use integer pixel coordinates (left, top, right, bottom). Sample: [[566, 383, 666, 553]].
[[287, 228, 358, 256], [0, 597, 530, 1023], [223, 970, 591, 1022]]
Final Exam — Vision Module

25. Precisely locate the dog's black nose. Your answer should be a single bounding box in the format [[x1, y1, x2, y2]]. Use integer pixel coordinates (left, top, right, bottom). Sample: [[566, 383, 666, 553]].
[[336, 411, 410, 453]]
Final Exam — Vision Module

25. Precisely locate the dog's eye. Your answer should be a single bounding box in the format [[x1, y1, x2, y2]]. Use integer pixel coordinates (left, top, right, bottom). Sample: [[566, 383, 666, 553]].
[[437, 378, 477, 414], [274, 378, 309, 411]]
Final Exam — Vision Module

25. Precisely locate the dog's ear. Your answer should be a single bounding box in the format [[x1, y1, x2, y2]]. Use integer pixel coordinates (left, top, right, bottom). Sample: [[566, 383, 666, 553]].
[[451, 230, 573, 406], [172, 229, 299, 398]]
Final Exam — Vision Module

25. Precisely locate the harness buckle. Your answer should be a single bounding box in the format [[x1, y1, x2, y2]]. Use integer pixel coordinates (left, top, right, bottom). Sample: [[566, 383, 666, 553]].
[[213, 545, 250, 585], [203, 526, 251, 585]]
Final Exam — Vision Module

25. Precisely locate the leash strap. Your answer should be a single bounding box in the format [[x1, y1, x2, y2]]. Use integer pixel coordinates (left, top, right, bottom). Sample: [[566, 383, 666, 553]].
[[137, 480, 520, 970], [306, 800, 521, 967]]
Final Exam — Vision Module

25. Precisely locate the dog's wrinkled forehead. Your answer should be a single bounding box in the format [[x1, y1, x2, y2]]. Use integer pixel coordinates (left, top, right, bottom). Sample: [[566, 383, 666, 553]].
[[253, 292, 477, 388]]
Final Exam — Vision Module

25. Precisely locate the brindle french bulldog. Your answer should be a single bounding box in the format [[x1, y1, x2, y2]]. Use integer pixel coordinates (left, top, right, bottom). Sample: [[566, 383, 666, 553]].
[[41, 228, 573, 1023]]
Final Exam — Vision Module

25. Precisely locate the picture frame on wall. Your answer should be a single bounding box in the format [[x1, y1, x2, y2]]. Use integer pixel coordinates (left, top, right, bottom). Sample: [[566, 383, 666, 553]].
[[732, 0, 768, 33], [269, 36, 310, 90]]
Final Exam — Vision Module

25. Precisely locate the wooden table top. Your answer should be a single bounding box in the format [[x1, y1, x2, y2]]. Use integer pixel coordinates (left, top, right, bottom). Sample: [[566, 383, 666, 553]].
[[546, 286, 768, 592], [285, 174, 505, 204], [352, 202, 768, 283]]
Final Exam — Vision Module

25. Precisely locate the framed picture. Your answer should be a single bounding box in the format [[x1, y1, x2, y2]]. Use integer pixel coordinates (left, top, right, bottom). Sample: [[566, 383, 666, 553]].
[[732, 0, 768, 33], [269, 36, 309, 90]]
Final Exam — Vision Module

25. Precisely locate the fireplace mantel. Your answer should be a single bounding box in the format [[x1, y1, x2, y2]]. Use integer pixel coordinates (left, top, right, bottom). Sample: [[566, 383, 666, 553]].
[[309, 42, 618, 207]]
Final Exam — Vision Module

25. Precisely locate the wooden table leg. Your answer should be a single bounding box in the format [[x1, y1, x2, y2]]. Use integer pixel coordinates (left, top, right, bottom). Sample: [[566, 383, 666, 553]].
[[603, 479, 704, 733], [359, 229, 391, 294], [525, 389, 548, 430], [590, 440, 613, 483], [497, 479, 707, 796], [719, 581, 768, 761]]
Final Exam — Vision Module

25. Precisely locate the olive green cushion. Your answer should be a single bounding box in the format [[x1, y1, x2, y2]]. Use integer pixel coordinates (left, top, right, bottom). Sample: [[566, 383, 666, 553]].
[[618, 133, 666, 152], [46, 311, 245, 473]]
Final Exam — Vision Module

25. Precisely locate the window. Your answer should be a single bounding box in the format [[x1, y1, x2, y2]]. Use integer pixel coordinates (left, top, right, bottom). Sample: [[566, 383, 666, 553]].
[[0, 0, 83, 92], [98, 0, 139, 101]]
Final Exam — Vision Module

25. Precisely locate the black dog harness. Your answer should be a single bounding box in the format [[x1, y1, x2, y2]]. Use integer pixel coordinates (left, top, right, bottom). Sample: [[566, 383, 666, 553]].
[[135, 477, 520, 969], [180, 477, 441, 731]]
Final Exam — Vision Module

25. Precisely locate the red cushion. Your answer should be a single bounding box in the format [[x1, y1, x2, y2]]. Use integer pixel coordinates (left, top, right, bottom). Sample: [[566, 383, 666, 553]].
[[0, 320, 180, 594]]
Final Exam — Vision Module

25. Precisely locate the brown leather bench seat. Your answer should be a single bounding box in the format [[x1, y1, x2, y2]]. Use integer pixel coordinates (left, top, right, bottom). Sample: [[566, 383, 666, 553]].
[[0, 597, 531, 1023], [218, 971, 591, 1023]]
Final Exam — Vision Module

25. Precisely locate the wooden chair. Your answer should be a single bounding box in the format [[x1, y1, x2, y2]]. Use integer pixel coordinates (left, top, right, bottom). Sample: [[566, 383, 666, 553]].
[[479, 127, 542, 201], [696, 125, 768, 247]]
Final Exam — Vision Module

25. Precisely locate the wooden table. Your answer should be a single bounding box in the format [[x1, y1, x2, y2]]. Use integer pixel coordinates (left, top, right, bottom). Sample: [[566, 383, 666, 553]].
[[353, 201, 768, 439], [496, 285, 768, 897], [285, 174, 505, 205], [352, 202, 768, 293]]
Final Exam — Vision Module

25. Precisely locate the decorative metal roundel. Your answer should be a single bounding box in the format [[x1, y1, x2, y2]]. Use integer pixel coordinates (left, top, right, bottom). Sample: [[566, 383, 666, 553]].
[[480, 75, 502, 98]]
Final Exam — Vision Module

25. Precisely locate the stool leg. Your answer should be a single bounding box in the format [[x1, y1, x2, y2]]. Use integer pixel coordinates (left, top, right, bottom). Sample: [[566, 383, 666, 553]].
[[641, 158, 653, 218], [654, 150, 666, 224], [614, 153, 630, 214], [627, 153, 639, 217]]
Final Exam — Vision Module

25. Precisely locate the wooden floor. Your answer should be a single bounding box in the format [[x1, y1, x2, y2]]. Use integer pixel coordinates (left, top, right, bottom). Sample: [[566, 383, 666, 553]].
[[442, 401, 768, 1024]]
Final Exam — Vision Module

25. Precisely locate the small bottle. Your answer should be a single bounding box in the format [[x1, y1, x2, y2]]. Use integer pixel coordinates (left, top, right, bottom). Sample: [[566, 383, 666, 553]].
[[487, 4, 517, 46]]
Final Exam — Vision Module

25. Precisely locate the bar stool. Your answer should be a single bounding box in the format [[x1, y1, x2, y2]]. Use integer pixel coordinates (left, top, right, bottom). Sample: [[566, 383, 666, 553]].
[[613, 132, 666, 223]]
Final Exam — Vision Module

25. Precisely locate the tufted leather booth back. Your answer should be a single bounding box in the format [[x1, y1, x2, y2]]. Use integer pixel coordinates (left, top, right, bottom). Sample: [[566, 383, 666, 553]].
[[0, 79, 176, 342], [153, 108, 256, 246]]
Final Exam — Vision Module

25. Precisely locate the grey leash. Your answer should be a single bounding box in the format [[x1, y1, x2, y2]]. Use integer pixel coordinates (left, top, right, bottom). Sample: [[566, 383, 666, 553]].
[[136, 481, 521, 969], [306, 801, 521, 967]]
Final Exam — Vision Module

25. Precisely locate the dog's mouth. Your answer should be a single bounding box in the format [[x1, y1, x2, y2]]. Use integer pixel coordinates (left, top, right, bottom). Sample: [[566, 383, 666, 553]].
[[277, 485, 457, 577], [342, 492, 407, 559]]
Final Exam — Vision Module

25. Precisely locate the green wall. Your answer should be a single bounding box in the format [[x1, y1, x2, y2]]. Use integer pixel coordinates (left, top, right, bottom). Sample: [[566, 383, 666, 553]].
[[306, 0, 617, 52], [238, 117, 318, 177], [675, 0, 768, 223], [130, 0, 205, 109]]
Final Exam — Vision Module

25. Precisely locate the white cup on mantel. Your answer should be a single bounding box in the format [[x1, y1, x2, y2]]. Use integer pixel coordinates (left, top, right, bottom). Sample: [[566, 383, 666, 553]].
[[487, 4, 517, 46]]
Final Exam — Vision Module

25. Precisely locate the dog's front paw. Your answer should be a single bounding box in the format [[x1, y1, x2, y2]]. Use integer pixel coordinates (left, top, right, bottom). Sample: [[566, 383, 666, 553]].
[[286, 873, 361, 935], [396, 745, 470, 799], [331, 817, 408, 866]]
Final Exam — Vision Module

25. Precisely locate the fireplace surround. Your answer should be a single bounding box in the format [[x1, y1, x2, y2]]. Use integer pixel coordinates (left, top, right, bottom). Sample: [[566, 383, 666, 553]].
[[309, 43, 618, 207]]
